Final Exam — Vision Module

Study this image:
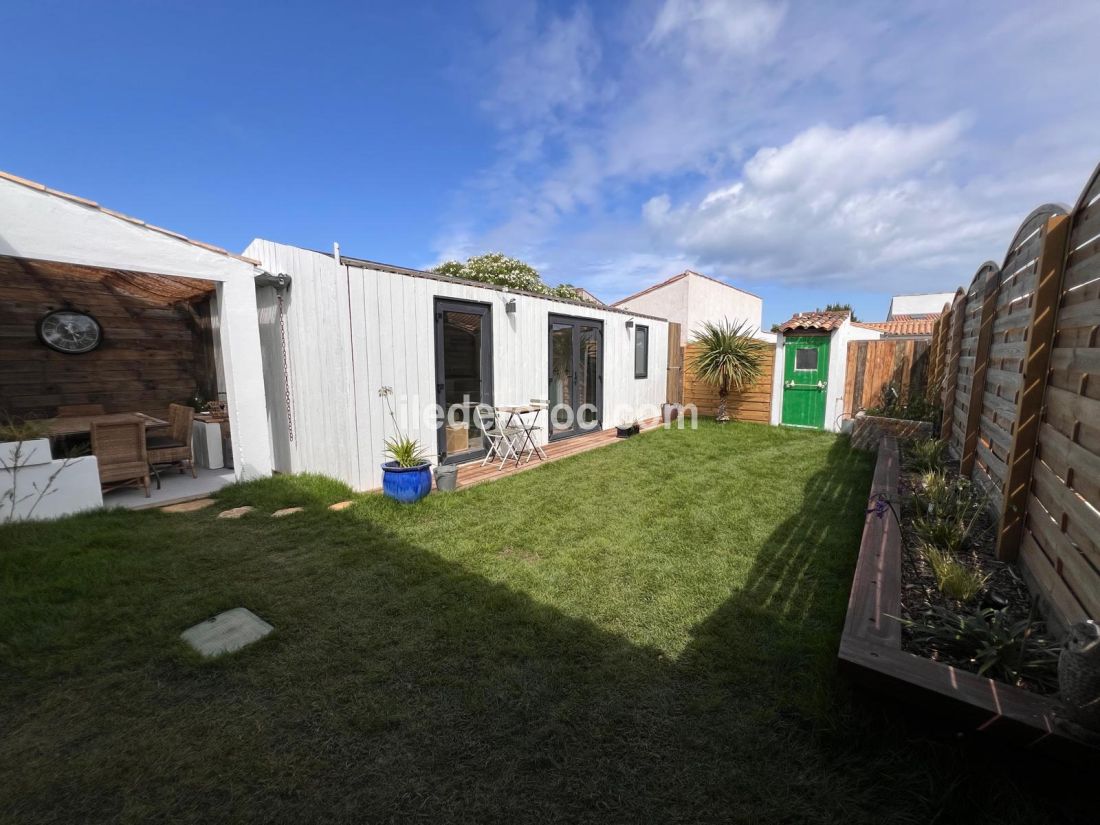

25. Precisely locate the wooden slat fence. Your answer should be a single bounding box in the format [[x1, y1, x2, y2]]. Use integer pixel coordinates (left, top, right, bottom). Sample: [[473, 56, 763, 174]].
[[681, 342, 774, 423], [843, 339, 932, 417], [666, 322, 683, 405], [921, 164, 1100, 627]]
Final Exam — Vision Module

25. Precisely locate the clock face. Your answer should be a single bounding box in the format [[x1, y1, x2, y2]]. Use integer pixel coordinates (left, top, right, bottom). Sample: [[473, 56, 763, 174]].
[[38, 310, 103, 354]]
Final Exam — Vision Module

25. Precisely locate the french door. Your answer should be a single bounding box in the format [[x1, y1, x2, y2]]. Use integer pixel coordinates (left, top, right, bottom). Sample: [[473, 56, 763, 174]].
[[435, 298, 493, 464], [548, 314, 603, 441]]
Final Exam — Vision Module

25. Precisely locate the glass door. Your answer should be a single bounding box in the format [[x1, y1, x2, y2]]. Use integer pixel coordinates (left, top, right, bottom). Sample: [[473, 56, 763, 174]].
[[435, 299, 493, 463], [548, 314, 603, 440]]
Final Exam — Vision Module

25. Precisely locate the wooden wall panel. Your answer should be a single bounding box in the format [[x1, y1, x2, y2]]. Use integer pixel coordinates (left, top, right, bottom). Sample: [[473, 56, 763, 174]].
[[0, 255, 215, 421], [842, 339, 932, 417], [682, 342, 774, 423]]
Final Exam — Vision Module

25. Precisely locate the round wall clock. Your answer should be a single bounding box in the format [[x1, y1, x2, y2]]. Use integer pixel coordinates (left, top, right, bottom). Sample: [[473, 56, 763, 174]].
[[37, 309, 103, 354]]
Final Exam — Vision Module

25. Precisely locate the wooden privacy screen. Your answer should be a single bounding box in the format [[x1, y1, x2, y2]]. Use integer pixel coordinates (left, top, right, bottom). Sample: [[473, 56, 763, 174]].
[[666, 322, 683, 405], [0, 255, 217, 420], [922, 163, 1100, 627], [681, 342, 774, 423], [843, 339, 932, 417]]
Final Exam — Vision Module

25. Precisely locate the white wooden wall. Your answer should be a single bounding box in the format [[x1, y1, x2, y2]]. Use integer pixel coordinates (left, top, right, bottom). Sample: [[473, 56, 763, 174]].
[[246, 240, 670, 491]]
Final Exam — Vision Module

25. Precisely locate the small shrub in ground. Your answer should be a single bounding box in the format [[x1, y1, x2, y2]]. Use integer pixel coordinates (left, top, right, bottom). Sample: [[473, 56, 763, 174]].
[[912, 471, 979, 521], [0, 414, 54, 443], [906, 438, 948, 472], [911, 513, 970, 553], [901, 604, 1061, 692], [920, 543, 987, 602]]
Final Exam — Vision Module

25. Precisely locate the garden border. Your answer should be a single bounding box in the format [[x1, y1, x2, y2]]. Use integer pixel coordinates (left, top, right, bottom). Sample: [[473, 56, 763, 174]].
[[837, 436, 1092, 757]]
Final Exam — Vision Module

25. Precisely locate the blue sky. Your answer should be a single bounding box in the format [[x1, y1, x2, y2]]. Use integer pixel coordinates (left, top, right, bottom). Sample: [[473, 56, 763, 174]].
[[4, 1, 1100, 326]]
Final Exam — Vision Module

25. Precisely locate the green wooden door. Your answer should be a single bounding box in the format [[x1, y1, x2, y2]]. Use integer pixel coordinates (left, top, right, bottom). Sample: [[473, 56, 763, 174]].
[[781, 335, 829, 429]]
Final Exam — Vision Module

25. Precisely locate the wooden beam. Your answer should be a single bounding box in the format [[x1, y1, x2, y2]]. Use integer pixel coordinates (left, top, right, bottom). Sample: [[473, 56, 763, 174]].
[[996, 214, 1072, 561], [939, 291, 967, 440], [960, 270, 1001, 477]]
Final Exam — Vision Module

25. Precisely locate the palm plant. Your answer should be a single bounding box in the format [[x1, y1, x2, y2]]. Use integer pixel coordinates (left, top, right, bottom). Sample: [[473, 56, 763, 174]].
[[690, 320, 769, 422]]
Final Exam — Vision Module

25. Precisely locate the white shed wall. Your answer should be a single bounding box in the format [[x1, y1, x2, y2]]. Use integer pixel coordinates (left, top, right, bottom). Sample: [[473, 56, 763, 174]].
[[246, 240, 669, 491]]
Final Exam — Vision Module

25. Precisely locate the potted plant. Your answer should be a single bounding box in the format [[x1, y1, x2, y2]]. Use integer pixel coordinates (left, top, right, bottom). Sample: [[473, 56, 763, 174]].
[[690, 320, 768, 422], [378, 387, 432, 503], [616, 419, 640, 438]]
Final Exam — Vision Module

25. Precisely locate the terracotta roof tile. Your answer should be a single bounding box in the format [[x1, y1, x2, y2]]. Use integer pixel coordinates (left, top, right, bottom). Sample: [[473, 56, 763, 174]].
[[778, 310, 850, 332], [853, 317, 939, 336], [0, 169, 261, 267]]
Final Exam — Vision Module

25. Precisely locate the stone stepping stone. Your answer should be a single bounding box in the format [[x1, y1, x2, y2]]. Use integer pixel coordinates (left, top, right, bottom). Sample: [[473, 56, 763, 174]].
[[181, 607, 273, 658], [161, 498, 215, 514], [218, 506, 254, 519], [328, 500, 354, 512], [272, 507, 304, 518]]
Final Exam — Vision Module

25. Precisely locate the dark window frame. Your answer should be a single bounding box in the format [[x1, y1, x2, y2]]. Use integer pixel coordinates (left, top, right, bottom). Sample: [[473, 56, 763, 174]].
[[634, 324, 649, 379]]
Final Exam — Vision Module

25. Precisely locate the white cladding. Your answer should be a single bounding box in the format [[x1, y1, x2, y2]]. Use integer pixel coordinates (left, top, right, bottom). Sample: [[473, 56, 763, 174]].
[[246, 240, 670, 491]]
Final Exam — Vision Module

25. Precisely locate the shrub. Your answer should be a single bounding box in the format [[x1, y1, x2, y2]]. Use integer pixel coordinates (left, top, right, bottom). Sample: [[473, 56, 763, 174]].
[[921, 544, 987, 602], [912, 471, 979, 521], [907, 438, 948, 472], [911, 513, 969, 553], [901, 605, 1061, 691]]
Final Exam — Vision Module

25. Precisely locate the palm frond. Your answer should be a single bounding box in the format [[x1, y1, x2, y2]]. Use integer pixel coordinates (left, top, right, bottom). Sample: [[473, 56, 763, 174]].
[[689, 319, 768, 394]]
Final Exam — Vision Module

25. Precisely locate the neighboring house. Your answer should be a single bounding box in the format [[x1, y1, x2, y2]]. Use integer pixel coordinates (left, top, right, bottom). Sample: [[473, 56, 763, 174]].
[[852, 315, 939, 339], [612, 270, 770, 341], [769, 310, 881, 433], [573, 287, 605, 306], [246, 240, 670, 491], [887, 292, 955, 319]]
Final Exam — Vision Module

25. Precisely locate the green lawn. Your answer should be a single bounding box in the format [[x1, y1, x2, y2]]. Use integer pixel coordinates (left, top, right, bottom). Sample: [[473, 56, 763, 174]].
[[0, 422, 1072, 823]]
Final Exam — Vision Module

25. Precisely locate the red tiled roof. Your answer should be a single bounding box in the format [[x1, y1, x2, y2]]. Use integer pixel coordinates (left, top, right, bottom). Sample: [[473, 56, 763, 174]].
[[853, 317, 939, 337], [0, 169, 261, 267], [778, 310, 850, 332]]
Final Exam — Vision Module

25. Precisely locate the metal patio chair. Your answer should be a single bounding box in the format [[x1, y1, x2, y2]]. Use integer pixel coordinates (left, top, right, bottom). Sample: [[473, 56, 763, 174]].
[[474, 403, 523, 469]]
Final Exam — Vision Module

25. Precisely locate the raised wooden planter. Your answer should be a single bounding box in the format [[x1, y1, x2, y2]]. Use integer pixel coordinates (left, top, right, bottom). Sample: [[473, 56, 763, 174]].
[[838, 437, 1093, 757]]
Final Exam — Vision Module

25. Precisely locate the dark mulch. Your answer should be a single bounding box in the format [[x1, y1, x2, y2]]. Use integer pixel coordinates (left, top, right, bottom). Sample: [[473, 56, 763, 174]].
[[896, 449, 1056, 695]]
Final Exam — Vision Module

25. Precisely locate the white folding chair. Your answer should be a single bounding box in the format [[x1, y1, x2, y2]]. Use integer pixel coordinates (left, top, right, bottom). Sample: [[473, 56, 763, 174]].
[[475, 404, 522, 469]]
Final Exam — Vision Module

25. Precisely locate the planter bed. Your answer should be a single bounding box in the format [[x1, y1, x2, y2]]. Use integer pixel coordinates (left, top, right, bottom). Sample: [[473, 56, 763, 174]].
[[849, 414, 932, 451], [838, 436, 1094, 758]]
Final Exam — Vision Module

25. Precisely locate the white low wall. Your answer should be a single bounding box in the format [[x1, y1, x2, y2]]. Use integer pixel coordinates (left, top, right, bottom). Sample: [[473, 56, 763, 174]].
[[1, 439, 104, 523]]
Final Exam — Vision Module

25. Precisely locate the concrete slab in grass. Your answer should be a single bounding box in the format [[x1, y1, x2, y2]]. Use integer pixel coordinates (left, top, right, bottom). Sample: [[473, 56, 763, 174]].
[[218, 506, 253, 519], [181, 608, 273, 657]]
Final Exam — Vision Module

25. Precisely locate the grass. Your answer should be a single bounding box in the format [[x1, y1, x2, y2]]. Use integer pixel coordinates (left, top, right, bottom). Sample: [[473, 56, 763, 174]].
[[0, 422, 1079, 823]]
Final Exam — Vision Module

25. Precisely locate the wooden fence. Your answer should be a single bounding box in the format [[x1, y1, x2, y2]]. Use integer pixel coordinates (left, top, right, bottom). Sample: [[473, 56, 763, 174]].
[[843, 339, 932, 417], [923, 164, 1100, 627], [681, 342, 775, 423]]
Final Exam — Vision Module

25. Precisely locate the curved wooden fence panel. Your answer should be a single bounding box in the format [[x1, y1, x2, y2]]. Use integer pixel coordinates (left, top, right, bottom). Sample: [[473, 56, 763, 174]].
[[922, 164, 1100, 628], [682, 343, 774, 423]]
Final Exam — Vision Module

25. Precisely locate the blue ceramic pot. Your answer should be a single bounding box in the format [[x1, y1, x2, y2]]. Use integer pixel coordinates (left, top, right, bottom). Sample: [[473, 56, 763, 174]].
[[381, 460, 432, 503]]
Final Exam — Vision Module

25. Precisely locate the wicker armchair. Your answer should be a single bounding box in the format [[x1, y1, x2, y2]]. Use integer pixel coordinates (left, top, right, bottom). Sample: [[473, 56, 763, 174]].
[[91, 419, 150, 497], [147, 403, 196, 486]]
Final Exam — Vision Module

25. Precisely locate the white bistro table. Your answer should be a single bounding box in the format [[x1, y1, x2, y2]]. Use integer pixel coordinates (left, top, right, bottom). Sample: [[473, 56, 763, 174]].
[[496, 403, 548, 464]]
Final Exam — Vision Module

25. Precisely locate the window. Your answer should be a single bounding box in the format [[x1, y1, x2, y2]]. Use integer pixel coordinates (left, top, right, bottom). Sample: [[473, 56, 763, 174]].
[[795, 348, 818, 371], [634, 325, 649, 378]]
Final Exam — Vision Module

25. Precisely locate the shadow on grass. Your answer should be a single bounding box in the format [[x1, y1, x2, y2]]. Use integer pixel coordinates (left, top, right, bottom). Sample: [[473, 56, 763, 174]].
[[1, 438, 1083, 824]]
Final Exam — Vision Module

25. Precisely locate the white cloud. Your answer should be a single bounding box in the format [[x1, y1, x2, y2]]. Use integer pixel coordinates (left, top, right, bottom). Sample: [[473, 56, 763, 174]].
[[647, 0, 787, 57], [645, 117, 1010, 286]]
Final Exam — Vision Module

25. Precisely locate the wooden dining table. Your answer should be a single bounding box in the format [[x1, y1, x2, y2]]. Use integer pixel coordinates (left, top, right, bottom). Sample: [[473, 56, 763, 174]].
[[47, 412, 168, 437]]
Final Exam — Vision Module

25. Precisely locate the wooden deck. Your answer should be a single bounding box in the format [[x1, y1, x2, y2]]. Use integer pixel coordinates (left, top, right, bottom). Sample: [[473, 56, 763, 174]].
[[456, 418, 662, 489]]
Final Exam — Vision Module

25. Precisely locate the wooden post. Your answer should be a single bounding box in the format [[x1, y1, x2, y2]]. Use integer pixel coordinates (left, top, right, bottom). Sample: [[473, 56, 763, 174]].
[[666, 322, 683, 405], [960, 270, 1000, 477], [939, 290, 967, 440], [995, 214, 1071, 561]]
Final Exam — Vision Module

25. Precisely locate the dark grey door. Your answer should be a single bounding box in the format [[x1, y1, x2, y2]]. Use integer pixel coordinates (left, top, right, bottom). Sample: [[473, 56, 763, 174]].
[[435, 298, 493, 464], [548, 314, 603, 441]]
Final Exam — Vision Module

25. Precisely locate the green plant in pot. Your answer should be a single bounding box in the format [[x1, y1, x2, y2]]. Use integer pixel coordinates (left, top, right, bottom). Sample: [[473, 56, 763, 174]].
[[378, 387, 432, 503], [690, 320, 768, 422]]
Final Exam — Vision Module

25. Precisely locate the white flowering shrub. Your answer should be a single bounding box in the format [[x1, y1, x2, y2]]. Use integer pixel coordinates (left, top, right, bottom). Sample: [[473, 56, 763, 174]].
[[432, 253, 593, 302]]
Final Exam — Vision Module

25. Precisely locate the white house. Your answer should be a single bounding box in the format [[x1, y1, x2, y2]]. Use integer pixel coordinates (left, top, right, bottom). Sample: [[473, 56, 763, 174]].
[[768, 310, 881, 432], [245, 240, 670, 492], [887, 292, 955, 319], [612, 270, 770, 341]]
